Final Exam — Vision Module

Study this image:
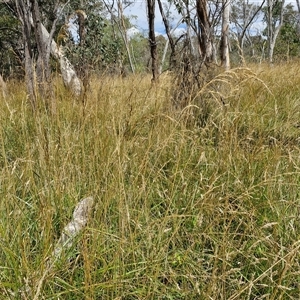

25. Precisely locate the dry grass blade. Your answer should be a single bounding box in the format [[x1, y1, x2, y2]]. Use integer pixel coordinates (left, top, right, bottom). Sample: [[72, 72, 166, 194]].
[[1, 65, 300, 299], [229, 241, 300, 300]]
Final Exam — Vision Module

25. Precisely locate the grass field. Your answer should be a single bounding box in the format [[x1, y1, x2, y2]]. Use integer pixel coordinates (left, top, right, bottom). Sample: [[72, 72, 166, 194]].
[[0, 63, 300, 299]]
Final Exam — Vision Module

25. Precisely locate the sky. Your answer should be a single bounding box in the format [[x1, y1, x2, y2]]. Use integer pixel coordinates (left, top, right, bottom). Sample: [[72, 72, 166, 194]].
[[111, 0, 299, 38], [111, 0, 185, 36]]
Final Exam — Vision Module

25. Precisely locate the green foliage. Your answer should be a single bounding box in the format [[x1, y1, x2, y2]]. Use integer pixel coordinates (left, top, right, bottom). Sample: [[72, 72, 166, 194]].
[[262, 2, 300, 60], [128, 33, 168, 73], [64, 1, 133, 75], [0, 4, 22, 78], [66, 12, 107, 73], [129, 33, 150, 72], [275, 23, 300, 58], [169, 0, 184, 15], [262, 0, 285, 27], [274, 4, 300, 58]]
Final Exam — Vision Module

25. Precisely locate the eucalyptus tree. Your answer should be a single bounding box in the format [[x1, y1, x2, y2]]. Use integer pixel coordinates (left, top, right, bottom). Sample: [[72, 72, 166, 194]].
[[270, 4, 300, 59], [157, 0, 177, 71], [196, 0, 214, 62], [15, 0, 37, 102], [163, 0, 219, 107], [117, 0, 135, 73], [231, 0, 265, 59], [165, 0, 224, 64], [0, 0, 82, 106], [266, 0, 285, 63], [147, 0, 158, 81], [220, 0, 231, 69], [101, 0, 136, 74]]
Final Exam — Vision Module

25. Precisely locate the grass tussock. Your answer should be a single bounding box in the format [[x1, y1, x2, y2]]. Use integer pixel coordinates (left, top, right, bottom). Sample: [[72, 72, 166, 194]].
[[0, 64, 300, 299]]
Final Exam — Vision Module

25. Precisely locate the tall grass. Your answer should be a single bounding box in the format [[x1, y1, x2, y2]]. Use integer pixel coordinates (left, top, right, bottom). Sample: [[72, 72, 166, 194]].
[[0, 64, 300, 299]]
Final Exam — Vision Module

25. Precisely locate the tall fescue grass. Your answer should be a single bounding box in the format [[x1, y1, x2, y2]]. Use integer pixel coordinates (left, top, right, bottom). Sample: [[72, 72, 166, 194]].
[[0, 64, 300, 299]]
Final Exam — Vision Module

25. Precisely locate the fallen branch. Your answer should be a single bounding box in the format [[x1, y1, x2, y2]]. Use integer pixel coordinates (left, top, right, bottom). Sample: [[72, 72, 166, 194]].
[[10, 196, 94, 299], [33, 196, 94, 300], [53, 196, 94, 258]]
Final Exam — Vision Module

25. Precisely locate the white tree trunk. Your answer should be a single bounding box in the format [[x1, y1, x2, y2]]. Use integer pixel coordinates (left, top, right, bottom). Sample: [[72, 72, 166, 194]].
[[196, 0, 214, 62], [221, 0, 231, 70], [117, 0, 135, 73], [8, 0, 82, 96], [36, 20, 82, 95], [268, 0, 285, 63], [160, 38, 169, 74]]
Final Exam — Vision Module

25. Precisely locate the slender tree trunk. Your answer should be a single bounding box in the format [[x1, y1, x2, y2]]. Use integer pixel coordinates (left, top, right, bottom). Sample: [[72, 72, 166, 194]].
[[75, 10, 89, 103], [31, 0, 50, 95], [267, 0, 285, 63], [184, 0, 195, 57], [76, 10, 87, 46], [117, 0, 135, 73], [24, 37, 36, 104], [267, 0, 273, 62], [102, 0, 135, 74], [196, 0, 213, 62], [157, 0, 176, 70], [296, 0, 300, 39], [237, 0, 266, 62], [147, 0, 158, 82], [160, 39, 169, 74], [105, 1, 123, 73], [14, 0, 82, 100], [296, 0, 300, 12], [220, 0, 231, 70], [15, 0, 36, 105]]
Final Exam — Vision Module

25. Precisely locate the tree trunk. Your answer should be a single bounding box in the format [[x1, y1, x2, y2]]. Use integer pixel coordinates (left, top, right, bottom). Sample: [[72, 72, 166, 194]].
[[15, 0, 36, 105], [147, 0, 158, 82], [296, 0, 300, 36], [117, 0, 135, 73], [196, 0, 213, 62], [267, 0, 273, 62], [184, 0, 195, 57], [220, 0, 231, 70], [31, 14, 82, 96], [35, 19, 82, 96], [157, 0, 176, 70], [267, 0, 285, 63], [102, 0, 135, 74], [237, 0, 266, 62], [31, 0, 51, 96], [160, 38, 169, 74], [14, 0, 82, 98]]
